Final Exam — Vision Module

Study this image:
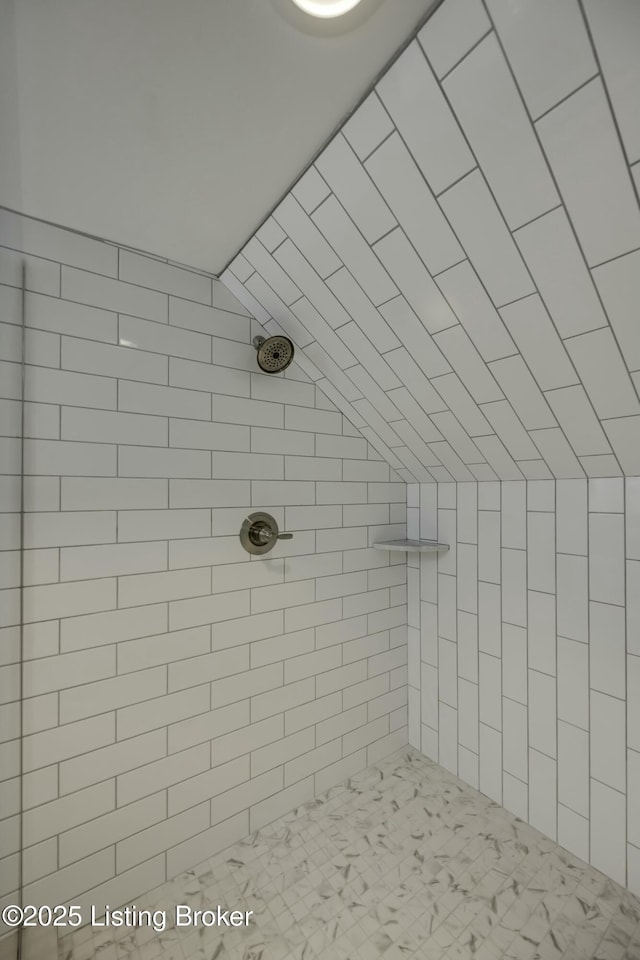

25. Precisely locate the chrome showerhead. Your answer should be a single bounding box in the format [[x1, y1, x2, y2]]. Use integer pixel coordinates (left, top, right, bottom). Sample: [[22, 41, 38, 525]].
[[252, 335, 294, 374]]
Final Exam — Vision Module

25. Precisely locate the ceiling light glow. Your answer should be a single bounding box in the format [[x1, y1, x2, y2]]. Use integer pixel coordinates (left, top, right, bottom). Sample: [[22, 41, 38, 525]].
[[290, 0, 364, 17]]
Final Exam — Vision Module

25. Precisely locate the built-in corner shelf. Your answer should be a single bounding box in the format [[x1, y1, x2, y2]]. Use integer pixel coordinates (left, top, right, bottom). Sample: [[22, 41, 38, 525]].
[[373, 539, 449, 554]]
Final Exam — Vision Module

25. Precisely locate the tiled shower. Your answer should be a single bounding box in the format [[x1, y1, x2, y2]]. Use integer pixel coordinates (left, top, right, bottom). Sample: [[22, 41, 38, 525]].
[[1, 0, 640, 958]]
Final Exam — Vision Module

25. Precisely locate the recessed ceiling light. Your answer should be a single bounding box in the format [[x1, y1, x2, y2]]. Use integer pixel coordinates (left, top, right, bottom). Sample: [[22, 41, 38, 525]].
[[290, 0, 364, 17]]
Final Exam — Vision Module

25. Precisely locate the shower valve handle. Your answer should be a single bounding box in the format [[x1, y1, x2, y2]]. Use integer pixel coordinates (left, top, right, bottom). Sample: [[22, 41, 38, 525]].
[[255, 527, 293, 543]]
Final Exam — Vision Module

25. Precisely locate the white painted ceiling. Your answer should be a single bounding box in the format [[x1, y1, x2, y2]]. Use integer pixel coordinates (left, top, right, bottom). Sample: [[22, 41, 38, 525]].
[[0, 0, 437, 274], [223, 0, 640, 482]]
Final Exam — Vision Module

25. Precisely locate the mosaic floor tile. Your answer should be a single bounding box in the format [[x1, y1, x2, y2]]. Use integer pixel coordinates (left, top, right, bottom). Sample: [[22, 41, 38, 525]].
[[59, 748, 640, 960]]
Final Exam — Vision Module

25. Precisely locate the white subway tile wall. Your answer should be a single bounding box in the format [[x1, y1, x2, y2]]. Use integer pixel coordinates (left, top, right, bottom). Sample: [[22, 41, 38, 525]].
[[225, 0, 640, 485], [409, 479, 640, 896], [0, 211, 407, 925]]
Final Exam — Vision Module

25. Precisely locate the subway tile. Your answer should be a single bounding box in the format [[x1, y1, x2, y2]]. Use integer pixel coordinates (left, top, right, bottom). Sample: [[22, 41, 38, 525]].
[[169, 646, 248, 694], [62, 266, 167, 322], [285, 693, 342, 737], [119, 250, 210, 304], [24, 511, 115, 549], [169, 357, 250, 400], [117, 743, 208, 808], [61, 336, 167, 385], [169, 701, 249, 755], [515, 208, 607, 339], [537, 78, 640, 266], [342, 91, 393, 160], [312, 197, 396, 306], [557, 805, 589, 864], [557, 553, 588, 643], [591, 691, 626, 793], [378, 41, 474, 195], [489, 356, 556, 431], [22, 781, 115, 848], [630, 564, 640, 658], [566, 327, 639, 421], [243, 236, 302, 306], [502, 295, 578, 391], [118, 567, 209, 610], [502, 697, 527, 782], [24, 713, 114, 774], [64, 666, 167, 726], [326, 268, 399, 354], [444, 34, 558, 228], [170, 479, 250, 508], [584, 0, 640, 164], [419, 0, 490, 79], [315, 134, 395, 244], [23, 578, 116, 624], [61, 477, 168, 511], [366, 133, 463, 275], [529, 749, 556, 841], [456, 611, 477, 683], [527, 591, 556, 678], [436, 261, 515, 363], [170, 589, 250, 631], [169, 296, 250, 341], [170, 357, 249, 397], [25, 366, 116, 410], [528, 670, 556, 758], [374, 229, 457, 335], [273, 194, 341, 279], [119, 379, 210, 420], [479, 653, 501, 731], [169, 419, 244, 450], [61, 603, 167, 653], [591, 779, 626, 886], [487, 0, 596, 119], [62, 408, 167, 448], [117, 803, 209, 874], [589, 513, 624, 606], [557, 720, 589, 820], [545, 386, 612, 459], [119, 625, 209, 675], [556, 479, 587, 555], [603, 417, 640, 476], [501, 548, 526, 627], [212, 769, 282, 827], [61, 541, 166, 582], [589, 601, 626, 701], [118, 509, 209, 544], [25, 291, 117, 343], [478, 581, 501, 657], [479, 723, 502, 804], [168, 756, 249, 816], [252, 728, 315, 778], [557, 636, 589, 732], [23, 438, 115, 477], [23, 646, 114, 699], [251, 373, 315, 409], [439, 171, 535, 306], [23, 849, 115, 915], [502, 624, 527, 706], [527, 512, 555, 594]]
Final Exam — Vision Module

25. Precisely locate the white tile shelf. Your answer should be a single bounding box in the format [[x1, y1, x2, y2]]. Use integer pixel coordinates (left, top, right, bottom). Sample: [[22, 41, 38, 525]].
[[373, 538, 450, 553]]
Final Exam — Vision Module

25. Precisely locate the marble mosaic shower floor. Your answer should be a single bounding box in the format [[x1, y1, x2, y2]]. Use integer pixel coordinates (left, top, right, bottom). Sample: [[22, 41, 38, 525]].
[[59, 748, 640, 960]]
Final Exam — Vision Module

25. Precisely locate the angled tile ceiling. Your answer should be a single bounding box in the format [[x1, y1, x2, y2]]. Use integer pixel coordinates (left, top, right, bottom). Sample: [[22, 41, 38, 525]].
[[222, 0, 640, 483]]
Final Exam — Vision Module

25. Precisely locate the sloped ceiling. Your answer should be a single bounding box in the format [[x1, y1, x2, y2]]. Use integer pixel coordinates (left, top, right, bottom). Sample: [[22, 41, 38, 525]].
[[221, 0, 640, 483]]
